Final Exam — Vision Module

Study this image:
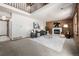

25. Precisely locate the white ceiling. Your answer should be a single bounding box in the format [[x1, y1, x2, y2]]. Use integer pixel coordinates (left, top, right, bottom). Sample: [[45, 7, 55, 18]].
[[31, 3, 76, 21]]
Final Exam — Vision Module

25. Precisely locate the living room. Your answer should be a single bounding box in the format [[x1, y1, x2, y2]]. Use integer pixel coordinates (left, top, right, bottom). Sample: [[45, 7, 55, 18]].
[[0, 3, 79, 56]]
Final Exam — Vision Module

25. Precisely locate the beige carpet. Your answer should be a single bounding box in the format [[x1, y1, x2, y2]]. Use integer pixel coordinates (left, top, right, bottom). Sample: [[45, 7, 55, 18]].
[[30, 35, 66, 52]]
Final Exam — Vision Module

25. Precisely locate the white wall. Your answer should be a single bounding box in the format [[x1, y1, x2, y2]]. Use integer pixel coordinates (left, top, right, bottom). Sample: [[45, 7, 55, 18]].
[[0, 4, 45, 39], [0, 6, 11, 18], [0, 11, 10, 18], [11, 12, 37, 39]]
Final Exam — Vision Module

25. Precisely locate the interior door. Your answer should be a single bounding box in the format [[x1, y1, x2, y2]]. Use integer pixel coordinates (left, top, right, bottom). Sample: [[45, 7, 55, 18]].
[[0, 21, 7, 36]]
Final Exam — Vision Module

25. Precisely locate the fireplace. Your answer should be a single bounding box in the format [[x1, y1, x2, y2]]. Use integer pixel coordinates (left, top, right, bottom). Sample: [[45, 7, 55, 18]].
[[52, 28, 62, 34]]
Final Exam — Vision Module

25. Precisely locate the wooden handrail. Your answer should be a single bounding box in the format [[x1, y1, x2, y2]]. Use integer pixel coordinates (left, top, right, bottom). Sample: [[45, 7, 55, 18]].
[[4, 3, 47, 13]]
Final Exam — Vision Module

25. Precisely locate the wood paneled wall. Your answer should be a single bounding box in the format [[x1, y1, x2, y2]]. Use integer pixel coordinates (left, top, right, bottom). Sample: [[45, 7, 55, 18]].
[[73, 4, 79, 49], [46, 18, 73, 36]]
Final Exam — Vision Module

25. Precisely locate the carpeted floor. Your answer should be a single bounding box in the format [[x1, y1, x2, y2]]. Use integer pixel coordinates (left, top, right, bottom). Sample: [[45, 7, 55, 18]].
[[0, 37, 78, 56]]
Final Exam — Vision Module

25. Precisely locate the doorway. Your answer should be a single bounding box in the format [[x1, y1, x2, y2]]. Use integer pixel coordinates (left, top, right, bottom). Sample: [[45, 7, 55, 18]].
[[0, 20, 10, 42]]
